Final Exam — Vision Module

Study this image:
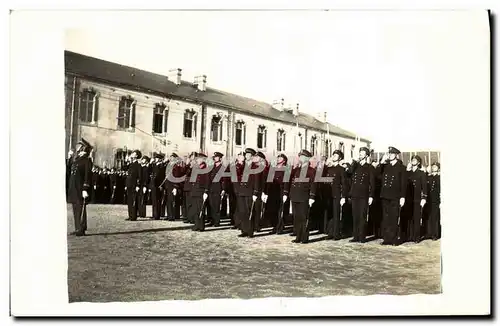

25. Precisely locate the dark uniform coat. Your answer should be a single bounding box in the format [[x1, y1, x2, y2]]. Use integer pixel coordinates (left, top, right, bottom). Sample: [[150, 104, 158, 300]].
[[67, 154, 92, 234], [349, 162, 375, 242]]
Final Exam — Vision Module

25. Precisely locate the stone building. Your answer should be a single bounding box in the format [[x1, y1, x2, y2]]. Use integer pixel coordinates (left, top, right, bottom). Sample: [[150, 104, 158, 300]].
[[64, 50, 370, 168]]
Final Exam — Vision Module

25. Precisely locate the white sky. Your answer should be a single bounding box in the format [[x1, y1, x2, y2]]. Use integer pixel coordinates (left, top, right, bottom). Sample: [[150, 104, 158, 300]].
[[64, 10, 489, 151]]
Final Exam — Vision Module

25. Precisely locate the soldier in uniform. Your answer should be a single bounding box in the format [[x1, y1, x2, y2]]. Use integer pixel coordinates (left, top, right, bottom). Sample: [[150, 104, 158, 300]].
[[234, 148, 260, 237], [150, 152, 165, 220], [284, 149, 317, 244], [265, 153, 290, 234], [67, 139, 93, 236], [165, 153, 185, 221], [426, 162, 441, 240], [189, 153, 210, 231], [181, 152, 196, 223], [324, 150, 348, 240], [254, 151, 269, 232], [379, 147, 407, 245], [404, 155, 428, 243], [138, 156, 150, 218], [348, 147, 375, 243], [125, 150, 142, 221], [207, 152, 225, 227]]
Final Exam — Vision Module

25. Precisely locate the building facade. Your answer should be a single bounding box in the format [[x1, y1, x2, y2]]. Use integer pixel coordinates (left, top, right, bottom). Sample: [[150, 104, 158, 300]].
[[65, 51, 370, 168]]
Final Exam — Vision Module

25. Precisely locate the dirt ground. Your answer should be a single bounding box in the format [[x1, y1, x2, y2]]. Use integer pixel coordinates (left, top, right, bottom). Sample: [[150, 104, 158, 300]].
[[67, 204, 441, 302]]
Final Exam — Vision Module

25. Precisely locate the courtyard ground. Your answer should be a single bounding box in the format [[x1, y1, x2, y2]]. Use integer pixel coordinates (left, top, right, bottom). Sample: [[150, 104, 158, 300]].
[[67, 204, 441, 302]]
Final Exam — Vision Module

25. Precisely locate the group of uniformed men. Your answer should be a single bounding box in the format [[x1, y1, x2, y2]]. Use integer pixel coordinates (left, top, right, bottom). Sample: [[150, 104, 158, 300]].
[[67, 138, 441, 245]]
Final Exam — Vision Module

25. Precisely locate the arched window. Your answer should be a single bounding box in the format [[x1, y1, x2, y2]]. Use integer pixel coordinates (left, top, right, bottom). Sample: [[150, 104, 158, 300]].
[[183, 109, 197, 138], [79, 88, 99, 124], [277, 128, 286, 151], [235, 120, 246, 146], [310, 135, 318, 156], [210, 113, 223, 142], [257, 125, 267, 149], [117, 95, 136, 129], [152, 103, 168, 134]]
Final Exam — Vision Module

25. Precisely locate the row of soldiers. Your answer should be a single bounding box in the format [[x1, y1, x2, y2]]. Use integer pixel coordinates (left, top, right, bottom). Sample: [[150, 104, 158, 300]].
[[68, 144, 441, 245]]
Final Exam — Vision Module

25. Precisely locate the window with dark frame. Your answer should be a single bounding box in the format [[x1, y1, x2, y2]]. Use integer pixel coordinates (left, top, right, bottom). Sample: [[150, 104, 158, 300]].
[[235, 121, 246, 146], [311, 135, 317, 156], [183, 109, 197, 138], [277, 128, 286, 151], [257, 125, 267, 149], [152, 103, 167, 134], [115, 149, 127, 170], [117, 96, 135, 129], [211, 115, 223, 142], [79, 88, 98, 124]]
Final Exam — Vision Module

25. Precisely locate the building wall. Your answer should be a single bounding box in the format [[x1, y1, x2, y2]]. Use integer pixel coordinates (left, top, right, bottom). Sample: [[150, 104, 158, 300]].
[[66, 74, 369, 167]]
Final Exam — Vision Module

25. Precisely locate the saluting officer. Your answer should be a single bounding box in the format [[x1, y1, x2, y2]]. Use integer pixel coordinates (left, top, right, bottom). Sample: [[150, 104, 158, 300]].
[[182, 152, 196, 224], [125, 150, 142, 221], [67, 138, 93, 236], [208, 152, 225, 227], [405, 155, 428, 243], [349, 147, 375, 243], [150, 152, 165, 220], [379, 146, 407, 245], [254, 151, 269, 232], [285, 149, 317, 244], [325, 150, 348, 240], [426, 162, 441, 240]]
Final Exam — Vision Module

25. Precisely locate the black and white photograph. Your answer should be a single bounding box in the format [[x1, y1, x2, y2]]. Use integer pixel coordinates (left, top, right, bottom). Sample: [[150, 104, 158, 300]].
[[8, 7, 492, 317]]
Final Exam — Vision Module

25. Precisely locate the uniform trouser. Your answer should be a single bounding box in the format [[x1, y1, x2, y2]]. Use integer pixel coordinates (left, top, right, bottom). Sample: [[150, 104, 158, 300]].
[[427, 202, 440, 239], [326, 198, 342, 239], [166, 188, 180, 219], [236, 196, 253, 235], [370, 200, 383, 238], [138, 190, 147, 217], [151, 187, 162, 220], [407, 201, 423, 241], [382, 198, 400, 244], [182, 191, 190, 220], [292, 201, 310, 243], [352, 198, 368, 241], [208, 192, 222, 226], [229, 191, 237, 225], [127, 189, 139, 220], [72, 203, 87, 233], [191, 196, 205, 230]]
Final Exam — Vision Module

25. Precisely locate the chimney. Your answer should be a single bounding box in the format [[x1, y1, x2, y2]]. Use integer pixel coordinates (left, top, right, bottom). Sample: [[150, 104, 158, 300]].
[[194, 75, 207, 91], [168, 68, 182, 85], [272, 98, 285, 111], [293, 103, 300, 116]]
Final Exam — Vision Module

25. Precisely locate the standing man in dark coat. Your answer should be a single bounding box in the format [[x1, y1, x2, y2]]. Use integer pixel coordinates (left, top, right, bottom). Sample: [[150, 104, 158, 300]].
[[325, 150, 348, 240], [125, 150, 142, 221], [405, 155, 428, 243], [234, 148, 261, 237], [265, 153, 290, 233], [182, 152, 196, 223], [138, 156, 150, 218], [189, 153, 210, 231], [164, 153, 184, 221], [349, 147, 375, 243], [426, 162, 441, 240], [150, 153, 165, 220], [284, 149, 317, 244], [208, 152, 225, 227], [254, 151, 269, 232], [67, 139, 93, 236], [379, 146, 407, 245]]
